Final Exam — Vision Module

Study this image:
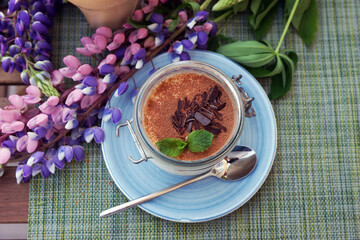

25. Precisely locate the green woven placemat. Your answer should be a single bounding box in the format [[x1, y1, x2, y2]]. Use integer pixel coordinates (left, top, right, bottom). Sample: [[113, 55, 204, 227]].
[[28, 1, 360, 239]]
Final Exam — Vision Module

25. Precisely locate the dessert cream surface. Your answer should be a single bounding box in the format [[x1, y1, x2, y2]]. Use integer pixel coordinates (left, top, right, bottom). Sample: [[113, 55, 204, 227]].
[[143, 72, 235, 161]]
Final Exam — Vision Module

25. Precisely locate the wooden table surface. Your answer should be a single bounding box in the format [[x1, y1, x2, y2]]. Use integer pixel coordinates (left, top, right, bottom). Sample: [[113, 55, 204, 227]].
[[0, 70, 29, 224]]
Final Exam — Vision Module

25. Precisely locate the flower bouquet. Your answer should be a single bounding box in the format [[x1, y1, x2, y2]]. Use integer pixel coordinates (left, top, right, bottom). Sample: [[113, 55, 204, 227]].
[[0, 0, 318, 182]]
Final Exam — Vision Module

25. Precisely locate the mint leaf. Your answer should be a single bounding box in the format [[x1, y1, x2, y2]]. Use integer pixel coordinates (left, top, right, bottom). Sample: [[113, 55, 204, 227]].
[[156, 138, 188, 158], [187, 130, 214, 153]]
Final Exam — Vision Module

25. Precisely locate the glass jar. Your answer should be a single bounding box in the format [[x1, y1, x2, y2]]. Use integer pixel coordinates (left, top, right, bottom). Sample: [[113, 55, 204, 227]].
[[128, 61, 245, 176]]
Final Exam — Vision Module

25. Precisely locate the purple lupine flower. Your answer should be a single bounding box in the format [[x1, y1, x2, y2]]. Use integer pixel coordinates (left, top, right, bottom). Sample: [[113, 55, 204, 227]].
[[53, 154, 65, 169], [195, 11, 209, 21], [65, 118, 79, 130], [197, 31, 208, 45], [7, 0, 21, 14], [114, 82, 128, 97], [102, 73, 117, 84], [34, 60, 54, 72], [82, 86, 97, 96], [31, 163, 42, 176], [84, 128, 94, 143], [2, 57, 11, 72], [16, 164, 23, 184], [147, 23, 162, 33], [181, 39, 194, 50], [173, 41, 183, 55], [9, 45, 20, 57], [33, 12, 53, 27], [155, 33, 164, 46], [73, 145, 85, 161], [99, 64, 114, 75], [180, 51, 191, 61], [93, 127, 105, 143], [83, 76, 98, 87], [20, 70, 30, 85], [36, 40, 52, 52], [58, 145, 73, 162], [102, 108, 122, 124], [27, 151, 44, 166], [150, 13, 163, 24], [31, 21, 48, 35], [171, 52, 180, 62], [41, 164, 51, 178]]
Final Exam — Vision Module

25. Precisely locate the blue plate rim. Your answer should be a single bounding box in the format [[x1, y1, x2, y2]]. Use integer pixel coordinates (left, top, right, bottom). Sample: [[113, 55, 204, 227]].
[[101, 50, 277, 223]]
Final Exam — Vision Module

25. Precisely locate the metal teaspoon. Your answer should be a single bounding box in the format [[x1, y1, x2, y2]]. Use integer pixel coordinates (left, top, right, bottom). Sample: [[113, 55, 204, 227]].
[[99, 146, 257, 218]]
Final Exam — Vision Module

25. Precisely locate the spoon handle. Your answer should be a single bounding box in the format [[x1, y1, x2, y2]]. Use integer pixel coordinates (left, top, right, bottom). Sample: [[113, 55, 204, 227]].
[[100, 171, 213, 218]]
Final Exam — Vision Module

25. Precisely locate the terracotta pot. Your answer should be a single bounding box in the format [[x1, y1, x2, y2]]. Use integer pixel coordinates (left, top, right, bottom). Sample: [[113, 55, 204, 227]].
[[68, 0, 140, 30]]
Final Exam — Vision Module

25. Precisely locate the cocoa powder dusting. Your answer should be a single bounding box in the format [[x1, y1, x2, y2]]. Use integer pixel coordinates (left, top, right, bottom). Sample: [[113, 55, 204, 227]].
[[143, 72, 235, 161]]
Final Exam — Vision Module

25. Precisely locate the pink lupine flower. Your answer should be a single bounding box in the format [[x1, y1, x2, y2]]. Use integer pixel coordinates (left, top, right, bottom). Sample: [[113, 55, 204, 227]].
[[16, 135, 28, 152], [0, 108, 21, 122], [26, 137, 38, 153], [137, 28, 148, 39], [144, 36, 155, 49], [8, 94, 25, 109], [65, 89, 84, 106], [0, 148, 11, 164], [27, 113, 48, 129], [132, 9, 144, 22], [178, 10, 188, 22], [39, 96, 59, 114], [96, 26, 113, 40], [51, 70, 64, 86], [1, 121, 25, 133], [107, 32, 125, 51], [149, 0, 159, 7], [97, 79, 107, 94]]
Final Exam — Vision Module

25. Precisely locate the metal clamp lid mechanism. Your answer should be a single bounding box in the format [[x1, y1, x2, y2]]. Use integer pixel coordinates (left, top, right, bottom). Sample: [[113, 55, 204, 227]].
[[116, 119, 149, 164], [232, 75, 256, 118], [116, 74, 256, 165]]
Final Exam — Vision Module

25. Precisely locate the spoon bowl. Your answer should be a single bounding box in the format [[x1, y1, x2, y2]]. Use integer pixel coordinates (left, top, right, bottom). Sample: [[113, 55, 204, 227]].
[[100, 146, 257, 218]]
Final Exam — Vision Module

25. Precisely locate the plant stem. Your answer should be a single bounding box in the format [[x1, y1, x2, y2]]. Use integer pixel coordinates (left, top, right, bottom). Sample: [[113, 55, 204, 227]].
[[213, 9, 233, 23], [200, 0, 212, 11], [275, 0, 300, 53]]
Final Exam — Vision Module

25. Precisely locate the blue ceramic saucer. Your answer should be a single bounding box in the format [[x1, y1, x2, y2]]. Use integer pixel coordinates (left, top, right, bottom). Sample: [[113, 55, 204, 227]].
[[101, 50, 277, 222]]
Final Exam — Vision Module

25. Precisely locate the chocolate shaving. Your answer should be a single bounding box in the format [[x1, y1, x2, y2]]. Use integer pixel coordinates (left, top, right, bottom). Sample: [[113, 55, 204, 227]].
[[205, 126, 221, 135], [213, 110, 223, 120], [193, 120, 200, 130], [170, 84, 228, 135], [212, 122, 227, 132], [202, 92, 208, 103], [217, 102, 226, 111], [187, 121, 193, 132], [178, 99, 183, 111], [208, 85, 219, 101], [194, 112, 211, 126]]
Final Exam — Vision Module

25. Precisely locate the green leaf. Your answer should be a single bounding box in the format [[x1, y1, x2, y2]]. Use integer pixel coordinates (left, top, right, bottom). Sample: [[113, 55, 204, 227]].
[[285, 0, 311, 29], [176, 1, 200, 14], [216, 40, 274, 57], [252, 0, 279, 30], [232, 53, 275, 68], [207, 34, 235, 52], [168, 17, 180, 32], [253, 2, 278, 40], [297, 0, 318, 46], [233, 0, 249, 13], [128, 18, 149, 29], [268, 70, 285, 100], [247, 54, 283, 77], [212, 0, 245, 12], [187, 130, 214, 153], [250, 0, 262, 15], [156, 138, 188, 157], [268, 51, 298, 99]]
